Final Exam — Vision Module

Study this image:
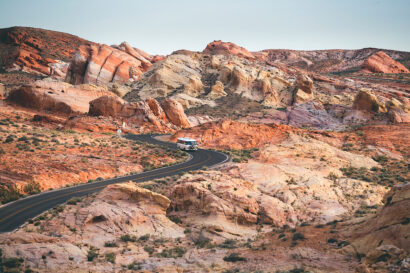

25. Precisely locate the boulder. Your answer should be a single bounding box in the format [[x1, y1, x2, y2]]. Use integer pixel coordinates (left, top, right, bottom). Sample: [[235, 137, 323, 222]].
[[89, 95, 126, 117], [7, 80, 114, 114], [207, 81, 227, 99], [362, 51, 409, 73], [161, 98, 191, 128], [293, 73, 314, 104], [353, 88, 385, 113]]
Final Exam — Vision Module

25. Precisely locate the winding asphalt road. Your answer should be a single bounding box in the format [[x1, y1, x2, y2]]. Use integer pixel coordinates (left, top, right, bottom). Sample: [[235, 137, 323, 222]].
[[0, 134, 228, 233]]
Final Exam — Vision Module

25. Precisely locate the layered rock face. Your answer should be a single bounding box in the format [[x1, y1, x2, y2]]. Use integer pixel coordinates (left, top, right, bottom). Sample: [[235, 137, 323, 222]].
[[65, 42, 160, 85], [0, 26, 91, 77], [89, 96, 190, 130], [362, 51, 409, 73], [7, 79, 114, 114], [342, 183, 410, 272], [126, 52, 294, 109]]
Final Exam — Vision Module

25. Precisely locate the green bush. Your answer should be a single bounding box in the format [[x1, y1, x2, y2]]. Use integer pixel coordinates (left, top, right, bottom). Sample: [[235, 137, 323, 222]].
[[120, 234, 136, 242], [157, 247, 186, 258], [193, 234, 211, 248], [67, 197, 82, 205], [143, 246, 154, 255], [292, 232, 305, 241], [219, 239, 237, 249], [327, 238, 338, 243], [23, 181, 42, 195], [87, 247, 99, 261], [105, 252, 116, 264], [104, 241, 118, 247], [168, 215, 182, 224], [223, 252, 246, 262], [0, 184, 22, 204], [138, 234, 150, 242], [3, 257, 23, 268]]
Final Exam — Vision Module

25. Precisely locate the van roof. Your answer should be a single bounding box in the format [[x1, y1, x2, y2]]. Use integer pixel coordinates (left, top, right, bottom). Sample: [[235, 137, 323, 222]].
[[177, 137, 197, 142]]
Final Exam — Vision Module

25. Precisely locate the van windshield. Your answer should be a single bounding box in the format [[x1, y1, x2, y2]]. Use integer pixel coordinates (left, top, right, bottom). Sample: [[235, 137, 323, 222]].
[[185, 141, 197, 146]]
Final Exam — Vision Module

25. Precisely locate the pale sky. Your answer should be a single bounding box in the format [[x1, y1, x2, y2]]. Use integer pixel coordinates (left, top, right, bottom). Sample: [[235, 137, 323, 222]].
[[0, 0, 409, 55]]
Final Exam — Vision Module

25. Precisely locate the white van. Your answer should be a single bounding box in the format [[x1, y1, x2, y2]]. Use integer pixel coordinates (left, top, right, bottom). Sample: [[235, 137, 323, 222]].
[[177, 137, 198, 151]]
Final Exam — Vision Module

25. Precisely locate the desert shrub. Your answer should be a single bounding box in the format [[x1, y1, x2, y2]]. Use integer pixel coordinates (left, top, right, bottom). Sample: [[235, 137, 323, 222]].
[[219, 239, 237, 249], [120, 234, 136, 242], [143, 246, 154, 255], [104, 241, 118, 247], [67, 197, 82, 205], [193, 234, 211, 248], [105, 252, 116, 263], [4, 135, 14, 143], [157, 247, 186, 258], [2, 257, 23, 268], [0, 184, 22, 204], [373, 155, 388, 163], [326, 172, 339, 182], [342, 143, 353, 151], [138, 234, 150, 242], [227, 148, 258, 163], [87, 247, 99, 261], [340, 162, 406, 186], [23, 181, 42, 195], [127, 261, 142, 270], [275, 267, 309, 273], [184, 228, 192, 234], [168, 215, 182, 224], [223, 252, 246, 262], [327, 238, 338, 243], [292, 232, 305, 241], [337, 240, 350, 247]]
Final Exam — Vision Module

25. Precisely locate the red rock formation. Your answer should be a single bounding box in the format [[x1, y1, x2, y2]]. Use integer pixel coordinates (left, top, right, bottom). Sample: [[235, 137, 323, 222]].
[[66, 42, 158, 85], [0, 26, 92, 76], [362, 51, 409, 73], [7, 80, 114, 114], [203, 40, 255, 60], [353, 88, 386, 113], [146, 97, 168, 120], [293, 73, 314, 104], [161, 98, 191, 128], [171, 119, 291, 150], [88, 95, 125, 117], [88, 96, 189, 130]]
